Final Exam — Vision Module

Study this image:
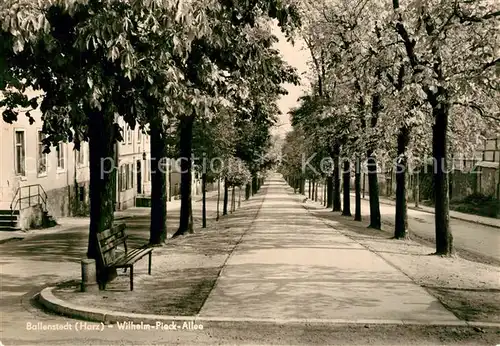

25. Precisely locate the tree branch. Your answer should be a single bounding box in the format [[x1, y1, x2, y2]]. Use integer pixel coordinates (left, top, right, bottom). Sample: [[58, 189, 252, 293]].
[[483, 58, 500, 70], [452, 102, 500, 122], [454, 8, 500, 23]]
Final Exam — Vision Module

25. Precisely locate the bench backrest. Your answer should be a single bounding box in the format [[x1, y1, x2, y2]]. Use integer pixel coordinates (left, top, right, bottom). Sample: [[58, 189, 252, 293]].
[[97, 223, 127, 266]]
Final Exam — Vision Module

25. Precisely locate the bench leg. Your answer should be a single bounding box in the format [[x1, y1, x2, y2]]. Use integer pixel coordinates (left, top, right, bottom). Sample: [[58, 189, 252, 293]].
[[130, 266, 134, 291], [148, 252, 152, 275]]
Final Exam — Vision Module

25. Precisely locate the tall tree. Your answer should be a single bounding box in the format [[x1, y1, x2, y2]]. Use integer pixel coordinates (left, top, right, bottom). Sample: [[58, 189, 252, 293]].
[[391, 0, 499, 254], [172, 0, 300, 236]]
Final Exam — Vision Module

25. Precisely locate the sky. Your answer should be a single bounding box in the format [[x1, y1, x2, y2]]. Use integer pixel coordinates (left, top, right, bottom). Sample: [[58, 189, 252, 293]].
[[271, 25, 311, 138]]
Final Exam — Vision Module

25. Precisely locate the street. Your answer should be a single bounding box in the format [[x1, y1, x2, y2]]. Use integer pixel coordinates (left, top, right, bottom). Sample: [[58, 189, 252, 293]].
[[353, 197, 500, 265], [2, 0, 499, 344]]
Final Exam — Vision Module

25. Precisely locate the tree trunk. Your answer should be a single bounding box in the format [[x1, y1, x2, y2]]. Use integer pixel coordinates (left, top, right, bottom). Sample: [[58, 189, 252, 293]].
[[87, 110, 117, 288], [168, 165, 172, 202], [367, 150, 381, 229], [333, 145, 341, 211], [386, 169, 393, 197], [172, 115, 194, 237], [323, 180, 327, 206], [231, 186, 235, 213], [149, 124, 167, 245], [449, 154, 454, 201], [342, 160, 351, 216], [395, 126, 410, 239], [312, 180, 316, 201], [327, 175, 333, 208], [202, 172, 207, 228], [362, 173, 366, 198], [223, 178, 229, 215], [238, 186, 241, 208], [245, 183, 251, 200], [308, 180, 311, 199], [354, 156, 362, 221], [433, 101, 453, 255], [414, 172, 420, 208], [301, 178, 306, 194], [216, 178, 221, 221], [252, 175, 258, 194]]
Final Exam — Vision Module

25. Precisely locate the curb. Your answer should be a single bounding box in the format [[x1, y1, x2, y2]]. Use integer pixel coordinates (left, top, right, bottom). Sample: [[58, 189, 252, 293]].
[[38, 287, 500, 328], [0, 236, 25, 244]]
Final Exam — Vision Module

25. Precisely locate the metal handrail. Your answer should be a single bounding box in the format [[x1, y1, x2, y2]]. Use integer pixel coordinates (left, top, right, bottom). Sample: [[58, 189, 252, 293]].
[[10, 184, 48, 215]]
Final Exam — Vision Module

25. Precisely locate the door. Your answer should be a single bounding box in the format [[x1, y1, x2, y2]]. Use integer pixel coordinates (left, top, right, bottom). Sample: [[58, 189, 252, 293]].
[[137, 160, 142, 194]]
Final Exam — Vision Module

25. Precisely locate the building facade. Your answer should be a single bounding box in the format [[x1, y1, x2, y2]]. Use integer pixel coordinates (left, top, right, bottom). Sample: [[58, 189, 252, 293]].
[[1, 94, 203, 225], [0, 89, 91, 217], [474, 136, 500, 198], [115, 118, 153, 211]]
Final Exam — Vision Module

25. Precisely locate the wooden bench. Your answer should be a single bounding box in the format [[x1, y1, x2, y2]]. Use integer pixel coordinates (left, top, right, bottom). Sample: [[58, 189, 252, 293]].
[[97, 223, 153, 291]]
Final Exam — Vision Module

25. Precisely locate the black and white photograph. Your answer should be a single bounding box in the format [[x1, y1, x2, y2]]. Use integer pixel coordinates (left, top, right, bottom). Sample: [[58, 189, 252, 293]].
[[0, 0, 499, 344]]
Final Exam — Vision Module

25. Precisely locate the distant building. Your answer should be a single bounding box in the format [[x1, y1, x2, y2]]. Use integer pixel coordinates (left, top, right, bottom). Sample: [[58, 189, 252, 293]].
[[115, 117, 153, 211], [473, 136, 500, 197]]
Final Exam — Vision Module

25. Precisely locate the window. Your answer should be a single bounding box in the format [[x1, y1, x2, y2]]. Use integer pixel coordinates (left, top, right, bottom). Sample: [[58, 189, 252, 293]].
[[137, 129, 141, 144], [37, 131, 47, 175], [124, 165, 128, 191], [127, 126, 132, 144], [120, 165, 127, 191], [121, 124, 127, 145], [14, 130, 26, 176], [56, 142, 65, 170], [120, 164, 133, 191], [121, 124, 133, 144], [77, 143, 85, 165], [128, 163, 134, 189], [118, 165, 122, 191]]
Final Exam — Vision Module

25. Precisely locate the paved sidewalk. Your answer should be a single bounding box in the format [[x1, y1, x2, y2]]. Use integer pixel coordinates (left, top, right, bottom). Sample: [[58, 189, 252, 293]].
[[199, 174, 457, 322]]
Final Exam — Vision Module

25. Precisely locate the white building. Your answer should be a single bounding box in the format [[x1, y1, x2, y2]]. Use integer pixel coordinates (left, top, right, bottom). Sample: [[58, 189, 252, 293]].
[[115, 118, 153, 211], [1, 93, 203, 230], [0, 89, 91, 219]]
